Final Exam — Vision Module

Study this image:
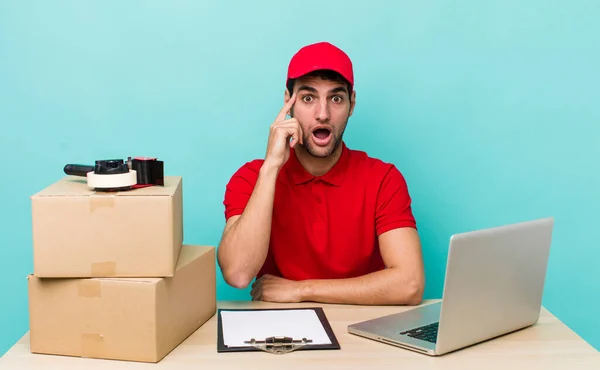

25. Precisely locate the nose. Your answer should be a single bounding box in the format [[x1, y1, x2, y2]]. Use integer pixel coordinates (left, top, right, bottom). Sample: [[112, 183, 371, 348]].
[[315, 99, 330, 122]]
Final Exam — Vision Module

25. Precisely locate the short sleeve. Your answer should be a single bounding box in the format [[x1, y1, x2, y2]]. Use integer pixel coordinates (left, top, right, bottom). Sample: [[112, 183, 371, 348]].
[[375, 165, 417, 235], [223, 160, 263, 221]]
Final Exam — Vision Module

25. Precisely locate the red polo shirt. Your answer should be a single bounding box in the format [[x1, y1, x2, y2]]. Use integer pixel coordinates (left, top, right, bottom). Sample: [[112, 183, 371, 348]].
[[223, 142, 416, 281]]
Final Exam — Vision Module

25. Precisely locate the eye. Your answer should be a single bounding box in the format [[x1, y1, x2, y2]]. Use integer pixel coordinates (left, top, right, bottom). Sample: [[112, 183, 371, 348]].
[[302, 95, 314, 103], [331, 95, 343, 103]]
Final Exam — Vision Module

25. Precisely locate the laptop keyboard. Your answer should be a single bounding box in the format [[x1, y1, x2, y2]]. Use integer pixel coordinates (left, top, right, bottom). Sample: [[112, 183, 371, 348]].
[[400, 322, 439, 343]]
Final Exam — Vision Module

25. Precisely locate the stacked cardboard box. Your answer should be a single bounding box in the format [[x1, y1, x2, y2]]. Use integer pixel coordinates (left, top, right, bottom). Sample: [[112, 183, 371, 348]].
[[27, 175, 216, 363]]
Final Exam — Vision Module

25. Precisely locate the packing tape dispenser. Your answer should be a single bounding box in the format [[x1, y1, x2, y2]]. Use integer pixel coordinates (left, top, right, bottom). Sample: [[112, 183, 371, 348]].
[[64, 157, 164, 191]]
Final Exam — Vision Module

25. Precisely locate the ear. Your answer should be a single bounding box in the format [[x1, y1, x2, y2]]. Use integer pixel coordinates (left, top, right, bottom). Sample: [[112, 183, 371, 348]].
[[348, 90, 356, 117]]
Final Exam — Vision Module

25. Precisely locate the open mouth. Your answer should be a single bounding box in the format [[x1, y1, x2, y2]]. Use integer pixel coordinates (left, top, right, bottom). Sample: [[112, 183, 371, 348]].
[[313, 128, 331, 142], [313, 128, 331, 139], [311, 128, 332, 146]]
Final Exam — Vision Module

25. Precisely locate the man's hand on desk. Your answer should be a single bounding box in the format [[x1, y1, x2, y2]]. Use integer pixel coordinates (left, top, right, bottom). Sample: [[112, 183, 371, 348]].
[[250, 274, 305, 303]]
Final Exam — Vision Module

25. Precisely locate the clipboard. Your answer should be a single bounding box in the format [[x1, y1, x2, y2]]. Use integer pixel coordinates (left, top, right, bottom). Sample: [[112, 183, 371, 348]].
[[217, 307, 341, 354]]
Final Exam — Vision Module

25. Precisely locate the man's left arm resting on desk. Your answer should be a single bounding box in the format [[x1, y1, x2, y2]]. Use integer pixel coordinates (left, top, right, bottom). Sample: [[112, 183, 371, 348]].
[[251, 166, 425, 306]]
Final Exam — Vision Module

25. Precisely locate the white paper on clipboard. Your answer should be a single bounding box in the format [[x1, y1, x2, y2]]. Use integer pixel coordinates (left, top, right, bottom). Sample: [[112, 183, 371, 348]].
[[220, 309, 333, 347]]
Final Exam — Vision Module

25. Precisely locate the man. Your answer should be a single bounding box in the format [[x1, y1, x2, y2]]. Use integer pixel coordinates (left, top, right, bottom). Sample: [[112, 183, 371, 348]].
[[218, 41, 424, 305]]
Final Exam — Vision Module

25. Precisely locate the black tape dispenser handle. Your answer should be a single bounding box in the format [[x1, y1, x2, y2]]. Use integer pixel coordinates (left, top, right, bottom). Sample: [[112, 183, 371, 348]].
[[64, 164, 95, 177]]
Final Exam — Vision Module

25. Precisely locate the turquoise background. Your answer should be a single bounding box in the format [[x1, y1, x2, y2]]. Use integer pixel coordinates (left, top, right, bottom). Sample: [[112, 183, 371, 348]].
[[1, 0, 598, 356]]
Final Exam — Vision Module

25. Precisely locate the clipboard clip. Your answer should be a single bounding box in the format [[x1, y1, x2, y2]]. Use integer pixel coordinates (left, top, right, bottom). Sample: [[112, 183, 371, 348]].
[[244, 336, 313, 354]]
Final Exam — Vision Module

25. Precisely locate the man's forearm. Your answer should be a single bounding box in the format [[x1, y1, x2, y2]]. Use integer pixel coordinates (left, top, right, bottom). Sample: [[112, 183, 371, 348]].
[[218, 164, 279, 288], [300, 268, 424, 306]]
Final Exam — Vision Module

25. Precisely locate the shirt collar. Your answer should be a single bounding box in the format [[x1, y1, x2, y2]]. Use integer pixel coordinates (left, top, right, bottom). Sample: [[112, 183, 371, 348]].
[[286, 142, 350, 187]]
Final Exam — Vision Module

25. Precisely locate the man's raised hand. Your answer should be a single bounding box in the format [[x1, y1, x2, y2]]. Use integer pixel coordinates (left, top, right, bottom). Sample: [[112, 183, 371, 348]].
[[264, 94, 302, 170]]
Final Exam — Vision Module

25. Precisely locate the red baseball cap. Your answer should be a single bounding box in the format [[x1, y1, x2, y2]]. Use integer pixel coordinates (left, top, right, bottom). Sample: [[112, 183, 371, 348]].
[[287, 42, 354, 88]]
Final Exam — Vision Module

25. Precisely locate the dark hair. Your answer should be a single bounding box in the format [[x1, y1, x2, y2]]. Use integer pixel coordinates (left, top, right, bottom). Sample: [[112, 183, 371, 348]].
[[286, 69, 353, 98]]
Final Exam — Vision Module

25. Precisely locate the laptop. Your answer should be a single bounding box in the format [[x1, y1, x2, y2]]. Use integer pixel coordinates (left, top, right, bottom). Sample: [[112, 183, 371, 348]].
[[347, 217, 554, 356]]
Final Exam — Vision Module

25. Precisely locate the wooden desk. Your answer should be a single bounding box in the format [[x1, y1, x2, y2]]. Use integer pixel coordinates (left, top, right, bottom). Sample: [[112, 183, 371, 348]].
[[0, 300, 598, 369]]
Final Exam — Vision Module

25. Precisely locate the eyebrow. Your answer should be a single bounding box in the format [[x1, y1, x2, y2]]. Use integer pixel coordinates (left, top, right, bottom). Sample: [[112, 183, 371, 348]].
[[297, 85, 348, 95], [297, 85, 318, 93], [329, 86, 348, 95]]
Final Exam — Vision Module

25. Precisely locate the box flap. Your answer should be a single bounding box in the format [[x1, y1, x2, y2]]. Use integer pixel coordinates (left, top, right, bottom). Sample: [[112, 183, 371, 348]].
[[27, 274, 161, 284], [32, 176, 181, 197], [33, 176, 94, 196], [95, 277, 162, 284]]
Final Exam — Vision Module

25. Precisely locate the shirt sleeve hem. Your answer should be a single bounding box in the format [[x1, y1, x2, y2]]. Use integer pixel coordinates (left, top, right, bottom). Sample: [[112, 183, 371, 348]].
[[377, 221, 417, 236], [225, 209, 244, 221]]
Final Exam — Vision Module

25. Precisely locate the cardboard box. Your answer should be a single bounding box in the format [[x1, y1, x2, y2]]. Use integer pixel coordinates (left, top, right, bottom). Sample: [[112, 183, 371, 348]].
[[28, 245, 216, 363], [31, 176, 183, 277]]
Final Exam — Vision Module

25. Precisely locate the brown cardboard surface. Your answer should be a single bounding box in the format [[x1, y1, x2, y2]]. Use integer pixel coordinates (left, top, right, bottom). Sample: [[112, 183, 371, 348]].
[[28, 245, 216, 363], [30, 176, 183, 278]]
